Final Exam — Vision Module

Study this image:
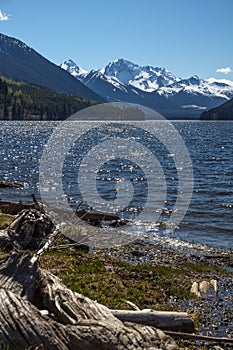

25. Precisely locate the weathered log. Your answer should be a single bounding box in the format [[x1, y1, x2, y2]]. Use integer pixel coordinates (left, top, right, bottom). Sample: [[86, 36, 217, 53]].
[[31, 193, 41, 211], [76, 208, 121, 221], [49, 242, 90, 252], [0, 253, 179, 350], [0, 252, 38, 302], [0, 230, 13, 249], [0, 209, 189, 348], [7, 209, 28, 232], [6, 209, 54, 250], [0, 180, 24, 188], [111, 309, 195, 333], [0, 210, 28, 249], [165, 330, 233, 344], [0, 193, 42, 215], [0, 200, 36, 215], [0, 287, 179, 350], [76, 208, 128, 227]]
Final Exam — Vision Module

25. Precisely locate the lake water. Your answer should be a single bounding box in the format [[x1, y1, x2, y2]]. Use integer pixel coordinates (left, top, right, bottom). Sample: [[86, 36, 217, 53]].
[[0, 121, 232, 250]]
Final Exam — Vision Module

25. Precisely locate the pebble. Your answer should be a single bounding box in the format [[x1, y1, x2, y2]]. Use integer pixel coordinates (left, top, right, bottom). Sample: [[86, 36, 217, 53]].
[[101, 239, 233, 344]]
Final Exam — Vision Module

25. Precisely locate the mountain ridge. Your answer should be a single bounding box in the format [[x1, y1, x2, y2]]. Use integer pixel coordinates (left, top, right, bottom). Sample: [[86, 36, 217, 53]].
[[61, 58, 233, 119], [1, 31, 232, 120], [0, 33, 104, 103], [0, 74, 96, 120]]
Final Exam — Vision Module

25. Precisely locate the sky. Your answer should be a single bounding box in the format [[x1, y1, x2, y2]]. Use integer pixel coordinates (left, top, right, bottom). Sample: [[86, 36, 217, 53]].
[[0, 0, 233, 80]]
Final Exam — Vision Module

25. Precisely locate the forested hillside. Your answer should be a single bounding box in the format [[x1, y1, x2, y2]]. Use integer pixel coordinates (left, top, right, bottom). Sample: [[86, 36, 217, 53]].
[[200, 96, 233, 120], [0, 75, 96, 121]]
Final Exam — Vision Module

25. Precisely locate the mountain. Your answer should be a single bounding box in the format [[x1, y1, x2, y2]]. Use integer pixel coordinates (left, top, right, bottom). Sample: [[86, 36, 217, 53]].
[[61, 58, 233, 119], [1, 31, 231, 119], [0, 33, 104, 102], [200, 96, 233, 120], [0, 74, 96, 121]]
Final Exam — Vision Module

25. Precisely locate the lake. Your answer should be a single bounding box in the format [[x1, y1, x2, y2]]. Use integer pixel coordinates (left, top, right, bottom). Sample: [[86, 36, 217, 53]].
[[0, 120, 232, 250]]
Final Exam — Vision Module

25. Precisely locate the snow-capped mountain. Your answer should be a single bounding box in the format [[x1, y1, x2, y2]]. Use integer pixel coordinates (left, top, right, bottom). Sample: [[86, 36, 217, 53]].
[[61, 59, 88, 78], [103, 59, 177, 92], [61, 58, 233, 119]]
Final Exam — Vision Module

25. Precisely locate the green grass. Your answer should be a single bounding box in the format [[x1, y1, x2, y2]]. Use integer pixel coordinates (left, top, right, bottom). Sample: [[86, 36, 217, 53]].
[[40, 249, 226, 311], [0, 212, 15, 229], [0, 237, 231, 342]]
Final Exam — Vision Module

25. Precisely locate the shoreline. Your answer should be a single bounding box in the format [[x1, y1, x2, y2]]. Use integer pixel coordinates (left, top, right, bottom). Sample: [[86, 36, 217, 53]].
[[39, 237, 233, 348], [1, 209, 233, 349], [99, 236, 233, 272], [100, 239, 233, 344]]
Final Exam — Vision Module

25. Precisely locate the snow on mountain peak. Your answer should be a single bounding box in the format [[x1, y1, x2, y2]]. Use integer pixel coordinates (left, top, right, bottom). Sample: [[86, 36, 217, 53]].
[[60, 57, 233, 103], [60, 59, 87, 77], [103, 58, 142, 85], [207, 77, 233, 88], [102, 58, 177, 92]]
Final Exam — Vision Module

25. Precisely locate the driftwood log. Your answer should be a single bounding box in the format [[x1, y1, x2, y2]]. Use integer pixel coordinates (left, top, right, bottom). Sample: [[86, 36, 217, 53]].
[[0, 209, 181, 349], [0, 200, 36, 215], [111, 310, 194, 333], [0, 208, 198, 349], [0, 194, 41, 215], [1, 208, 232, 348], [0, 209, 54, 250], [0, 180, 24, 188], [0, 252, 179, 350]]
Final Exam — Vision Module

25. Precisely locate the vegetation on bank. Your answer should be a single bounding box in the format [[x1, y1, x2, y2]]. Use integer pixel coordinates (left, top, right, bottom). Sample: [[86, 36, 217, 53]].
[[0, 213, 15, 230], [39, 247, 228, 312], [1, 209, 232, 349], [0, 211, 229, 311], [0, 75, 96, 121], [200, 96, 233, 120]]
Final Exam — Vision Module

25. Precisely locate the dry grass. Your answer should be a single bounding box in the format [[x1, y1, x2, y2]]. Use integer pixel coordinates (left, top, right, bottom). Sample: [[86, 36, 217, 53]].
[[0, 212, 15, 230]]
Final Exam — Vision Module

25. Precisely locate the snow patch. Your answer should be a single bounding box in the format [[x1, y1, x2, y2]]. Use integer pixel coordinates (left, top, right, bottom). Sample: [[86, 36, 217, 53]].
[[60, 57, 233, 104]]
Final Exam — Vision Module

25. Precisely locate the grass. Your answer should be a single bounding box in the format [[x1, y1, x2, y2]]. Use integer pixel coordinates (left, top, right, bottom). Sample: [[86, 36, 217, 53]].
[[0, 217, 230, 310], [39, 248, 227, 311], [0, 212, 231, 350], [0, 212, 15, 229], [0, 235, 231, 350], [0, 212, 15, 259]]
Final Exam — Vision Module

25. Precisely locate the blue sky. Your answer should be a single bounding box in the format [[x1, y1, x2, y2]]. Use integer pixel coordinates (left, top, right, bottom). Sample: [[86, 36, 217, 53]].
[[0, 0, 233, 79]]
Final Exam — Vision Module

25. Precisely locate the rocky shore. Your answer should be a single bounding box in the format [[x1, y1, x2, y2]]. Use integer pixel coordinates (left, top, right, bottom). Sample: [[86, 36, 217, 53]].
[[1, 206, 233, 349], [99, 239, 233, 349]]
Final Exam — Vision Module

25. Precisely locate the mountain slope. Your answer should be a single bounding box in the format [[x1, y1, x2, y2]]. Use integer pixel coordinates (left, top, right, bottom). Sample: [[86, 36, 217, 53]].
[[0, 33, 104, 102], [200, 96, 233, 120], [61, 58, 233, 119], [61, 60, 189, 119], [0, 74, 96, 120]]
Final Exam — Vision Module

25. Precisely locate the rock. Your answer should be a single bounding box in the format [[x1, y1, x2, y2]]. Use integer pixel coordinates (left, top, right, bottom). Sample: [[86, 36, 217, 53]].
[[210, 278, 218, 293], [190, 279, 218, 299], [131, 249, 145, 257], [190, 281, 200, 298]]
